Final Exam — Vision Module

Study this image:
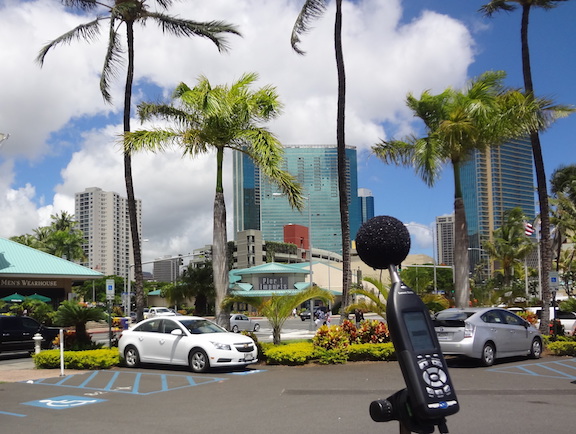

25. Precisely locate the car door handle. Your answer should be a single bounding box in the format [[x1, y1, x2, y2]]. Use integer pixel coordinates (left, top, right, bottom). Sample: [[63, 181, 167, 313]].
[[159, 339, 165, 345]]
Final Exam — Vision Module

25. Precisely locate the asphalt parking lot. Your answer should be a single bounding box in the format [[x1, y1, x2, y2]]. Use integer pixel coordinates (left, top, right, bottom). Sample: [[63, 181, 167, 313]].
[[1, 355, 575, 433]]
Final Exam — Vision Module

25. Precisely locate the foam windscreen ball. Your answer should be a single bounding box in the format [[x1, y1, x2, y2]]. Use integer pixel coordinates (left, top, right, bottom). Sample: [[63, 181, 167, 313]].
[[356, 215, 411, 269]]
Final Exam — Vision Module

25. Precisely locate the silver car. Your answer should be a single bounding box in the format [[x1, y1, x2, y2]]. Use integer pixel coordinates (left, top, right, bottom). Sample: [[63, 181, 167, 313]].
[[118, 316, 258, 373], [229, 314, 261, 333], [433, 307, 542, 366]]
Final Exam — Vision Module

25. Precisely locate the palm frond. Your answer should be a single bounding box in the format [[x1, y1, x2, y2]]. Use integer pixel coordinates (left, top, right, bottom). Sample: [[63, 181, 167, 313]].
[[36, 18, 103, 65], [147, 13, 241, 52], [61, 1, 100, 12], [100, 18, 124, 103], [123, 129, 181, 153], [291, 0, 327, 55], [479, 0, 516, 17]]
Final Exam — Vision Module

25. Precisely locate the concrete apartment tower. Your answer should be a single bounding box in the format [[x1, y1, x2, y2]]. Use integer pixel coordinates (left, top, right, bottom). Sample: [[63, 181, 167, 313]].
[[75, 187, 142, 280]]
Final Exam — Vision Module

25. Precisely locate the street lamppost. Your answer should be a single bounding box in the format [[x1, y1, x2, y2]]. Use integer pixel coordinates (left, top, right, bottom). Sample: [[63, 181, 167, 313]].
[[273, 192, 314, 330], [405, 223, 437, 293]]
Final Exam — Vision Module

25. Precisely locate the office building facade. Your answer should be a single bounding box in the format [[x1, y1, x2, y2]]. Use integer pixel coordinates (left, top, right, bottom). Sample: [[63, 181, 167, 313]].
[[460, 138, 536, 269], [233, 145, 361, 255], [74, 187, 142, 279]]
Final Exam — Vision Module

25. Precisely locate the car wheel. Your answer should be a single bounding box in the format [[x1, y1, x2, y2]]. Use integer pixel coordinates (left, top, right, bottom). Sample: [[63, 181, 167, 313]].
[[253, 323, 260, 332], [481, 342, 495, 367], [189, 348, 209, 373], [124, 345, 140, 368], [301, 317, 305, 321], [232, 325, 239, 333], [529, 338, 542, 359]]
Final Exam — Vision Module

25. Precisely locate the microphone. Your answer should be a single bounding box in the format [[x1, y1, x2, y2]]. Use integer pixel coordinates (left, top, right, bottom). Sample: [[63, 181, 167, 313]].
[[356, 215, 411, 270]]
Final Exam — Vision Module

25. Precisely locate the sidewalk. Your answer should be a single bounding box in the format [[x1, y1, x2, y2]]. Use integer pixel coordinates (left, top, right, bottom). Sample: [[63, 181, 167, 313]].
[[0, 357, 87, 383]]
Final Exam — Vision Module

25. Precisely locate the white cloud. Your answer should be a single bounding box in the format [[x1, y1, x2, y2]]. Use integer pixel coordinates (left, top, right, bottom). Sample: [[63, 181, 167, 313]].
[[0, 0, 475, 264]]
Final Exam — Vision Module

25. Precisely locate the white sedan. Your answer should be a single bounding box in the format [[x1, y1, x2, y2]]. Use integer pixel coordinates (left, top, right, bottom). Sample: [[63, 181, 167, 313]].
[[118, 316, 258, 373]]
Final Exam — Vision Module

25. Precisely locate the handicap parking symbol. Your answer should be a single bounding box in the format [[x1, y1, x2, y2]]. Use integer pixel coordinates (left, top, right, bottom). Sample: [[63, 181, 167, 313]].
[[23, 395, 106, 410]]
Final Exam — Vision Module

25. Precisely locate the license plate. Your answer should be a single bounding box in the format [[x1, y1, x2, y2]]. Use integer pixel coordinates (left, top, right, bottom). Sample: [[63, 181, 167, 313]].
[[436, 332, 450, 341]]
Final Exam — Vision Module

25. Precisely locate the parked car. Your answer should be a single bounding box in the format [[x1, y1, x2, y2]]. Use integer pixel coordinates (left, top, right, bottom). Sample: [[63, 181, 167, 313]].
[[118, 316, 258, 373], [0, 315, 59, 353], [144, 307, 176, 319], [299, 306, 327, 321], [433, 307, 542, 366], [229, 314, 260, 332], [526, 307, 576, 335]]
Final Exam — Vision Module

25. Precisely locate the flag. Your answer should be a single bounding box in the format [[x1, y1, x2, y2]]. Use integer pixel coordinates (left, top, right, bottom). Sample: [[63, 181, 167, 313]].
[[524, 222, 535, 236]]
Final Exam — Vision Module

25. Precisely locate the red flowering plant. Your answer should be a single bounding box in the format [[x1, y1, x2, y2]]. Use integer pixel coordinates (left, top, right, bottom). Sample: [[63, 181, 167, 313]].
[[356, 319, 390, 344], [312, 325, 350, 350], [340, 319, 358, 343]]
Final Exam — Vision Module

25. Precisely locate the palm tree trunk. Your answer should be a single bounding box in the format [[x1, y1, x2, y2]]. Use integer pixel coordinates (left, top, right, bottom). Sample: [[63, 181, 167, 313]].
[[453, 163, 470, 308], [124, 21, 144, 322], [213, 146, 230, 329], [272, 326, 281, 345], [521, 5, 551, 333], [334, 0, 351, 323]]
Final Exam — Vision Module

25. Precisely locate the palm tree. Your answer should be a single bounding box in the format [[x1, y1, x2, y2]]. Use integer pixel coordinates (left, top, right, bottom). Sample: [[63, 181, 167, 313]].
[[37, 0, 240, 323], [483, 208, 536, 287], [223, 286, 333, 345], [373, 71, 567, 309], [347, 276, 389, 319], [43, 229, 87, 262], [480, 0, 569, 333], [54, 300, 106, 348], [180, 262, 215, 316], [124, 73, 303, 329], [550, 165, 576, 273], [50, 211, 76, 231], [292, 1, 352, 323]]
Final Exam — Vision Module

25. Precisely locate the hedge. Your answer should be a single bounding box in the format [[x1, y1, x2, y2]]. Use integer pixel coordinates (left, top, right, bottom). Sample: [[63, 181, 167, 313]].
[[33, 349, 119, 369]]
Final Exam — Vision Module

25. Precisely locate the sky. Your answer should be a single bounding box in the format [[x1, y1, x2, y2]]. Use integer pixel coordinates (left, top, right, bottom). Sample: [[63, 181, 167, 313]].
[[0, 0, 575, 271]]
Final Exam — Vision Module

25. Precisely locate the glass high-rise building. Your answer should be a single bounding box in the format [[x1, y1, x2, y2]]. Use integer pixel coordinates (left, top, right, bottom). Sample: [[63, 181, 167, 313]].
[[233, 145, 361, 255], [358, 188, 375, 224], [460, 138, 536, 268]]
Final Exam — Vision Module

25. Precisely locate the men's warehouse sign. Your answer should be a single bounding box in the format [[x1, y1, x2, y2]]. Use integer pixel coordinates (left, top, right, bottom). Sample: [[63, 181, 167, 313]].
[[0, 278, 60, 288]]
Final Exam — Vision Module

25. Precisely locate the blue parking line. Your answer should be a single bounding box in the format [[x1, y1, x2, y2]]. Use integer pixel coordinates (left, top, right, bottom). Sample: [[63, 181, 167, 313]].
[[489, 358, 576, 380], [0, 410, 27, 417], [103, 371, 120, 391], [26, 371, 228, 395]]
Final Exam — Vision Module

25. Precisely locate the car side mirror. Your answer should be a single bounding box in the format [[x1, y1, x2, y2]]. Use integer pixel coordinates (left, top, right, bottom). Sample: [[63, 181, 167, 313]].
[[170, 329, 183, 336]]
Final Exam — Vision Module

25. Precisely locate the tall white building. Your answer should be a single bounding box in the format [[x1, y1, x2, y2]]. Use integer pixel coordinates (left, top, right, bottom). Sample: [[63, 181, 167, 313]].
[[75, 187, 142, 279], [436, 215, 455, 266]]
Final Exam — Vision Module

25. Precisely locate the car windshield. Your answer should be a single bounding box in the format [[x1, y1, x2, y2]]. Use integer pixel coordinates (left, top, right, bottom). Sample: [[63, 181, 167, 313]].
[[179, 319, 226, 334], [433, 310, 475, 327], [156, 308, 171, 313]]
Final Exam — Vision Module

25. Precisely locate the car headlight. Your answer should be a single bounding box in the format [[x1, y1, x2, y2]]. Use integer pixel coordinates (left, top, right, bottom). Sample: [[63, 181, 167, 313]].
[[211, 341, 231, 351]]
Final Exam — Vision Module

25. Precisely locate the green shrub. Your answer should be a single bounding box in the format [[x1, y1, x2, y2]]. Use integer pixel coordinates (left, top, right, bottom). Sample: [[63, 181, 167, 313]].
[[264, 342, 314, 365], [314, 347, 349, 364], [33, 349, 119, 369], [312, 325, 350, 364], [547, 341, 576, 356], [347, 343, 396, 361]]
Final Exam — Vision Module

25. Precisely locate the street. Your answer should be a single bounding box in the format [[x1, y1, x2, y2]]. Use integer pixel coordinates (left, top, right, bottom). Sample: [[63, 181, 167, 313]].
[[1, 351, 575, 433]]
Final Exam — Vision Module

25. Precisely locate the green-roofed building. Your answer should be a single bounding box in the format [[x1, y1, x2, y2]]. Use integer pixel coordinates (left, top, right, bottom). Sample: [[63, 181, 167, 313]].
[[0, 237, 103, 303]]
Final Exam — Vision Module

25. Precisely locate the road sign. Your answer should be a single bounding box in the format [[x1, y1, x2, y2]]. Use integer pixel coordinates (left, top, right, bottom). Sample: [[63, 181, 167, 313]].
[[549, 271, 560, 290], [106, 279, 115, 300]]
